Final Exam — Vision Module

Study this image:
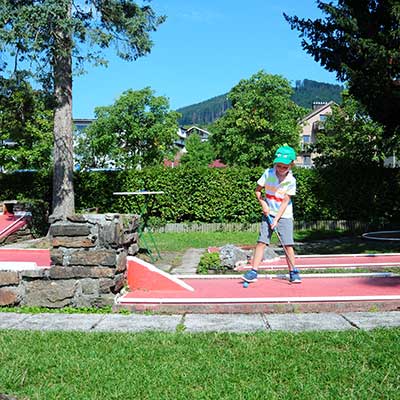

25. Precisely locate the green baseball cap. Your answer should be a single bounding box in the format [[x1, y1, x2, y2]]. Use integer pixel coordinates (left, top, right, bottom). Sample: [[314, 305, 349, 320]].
[[273, 145, 296, 164]]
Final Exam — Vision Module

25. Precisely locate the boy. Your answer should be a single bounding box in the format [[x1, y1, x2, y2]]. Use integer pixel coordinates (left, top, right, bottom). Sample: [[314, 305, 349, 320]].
[[242, 145, 301, 283]]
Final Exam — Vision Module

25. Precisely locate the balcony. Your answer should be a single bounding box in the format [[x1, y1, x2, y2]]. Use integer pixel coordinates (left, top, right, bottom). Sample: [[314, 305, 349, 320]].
[[312, 120, 325, 133]]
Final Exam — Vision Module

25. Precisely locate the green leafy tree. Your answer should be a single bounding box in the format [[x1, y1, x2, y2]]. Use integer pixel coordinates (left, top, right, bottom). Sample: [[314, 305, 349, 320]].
[[180, 133, 215, 167], [0, 1, 165, 218], [0, 77, 53, 171], [76, 88, 180, 169], [210, 71, 305, 166], [284, 0, 400, 143], [312, 93, 386, 167]]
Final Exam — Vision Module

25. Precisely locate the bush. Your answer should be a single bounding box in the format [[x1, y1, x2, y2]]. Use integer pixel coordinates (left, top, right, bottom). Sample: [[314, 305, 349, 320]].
[[197, 252, 229, 274], [20, 199, 50, 237], [1, 163, 399, 225]]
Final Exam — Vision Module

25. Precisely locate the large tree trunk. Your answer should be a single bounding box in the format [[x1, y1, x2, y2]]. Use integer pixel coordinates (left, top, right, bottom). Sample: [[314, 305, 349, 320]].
[[50, 4, 75, 220]]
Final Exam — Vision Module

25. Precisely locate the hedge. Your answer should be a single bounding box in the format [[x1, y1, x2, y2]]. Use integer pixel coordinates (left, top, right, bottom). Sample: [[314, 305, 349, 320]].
[[1, 165, 399, 227]]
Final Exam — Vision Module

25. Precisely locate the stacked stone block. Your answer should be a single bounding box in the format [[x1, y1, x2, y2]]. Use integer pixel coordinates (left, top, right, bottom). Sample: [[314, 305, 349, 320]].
[[0, 214, 139, 308]]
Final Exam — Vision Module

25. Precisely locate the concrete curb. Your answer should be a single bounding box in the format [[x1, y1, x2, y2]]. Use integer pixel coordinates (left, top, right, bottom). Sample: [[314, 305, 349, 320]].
[[0, 311, 399, 333]]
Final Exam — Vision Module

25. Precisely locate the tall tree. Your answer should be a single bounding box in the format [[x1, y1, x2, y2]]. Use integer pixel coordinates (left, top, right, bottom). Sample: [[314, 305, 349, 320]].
[[180, 133, 215, 167], [0, 0, 165, 219], [284, 0, 400, 143], [312, 92, 386, 167], [210, 71, 305, 167], [76, 88, 180, 169]]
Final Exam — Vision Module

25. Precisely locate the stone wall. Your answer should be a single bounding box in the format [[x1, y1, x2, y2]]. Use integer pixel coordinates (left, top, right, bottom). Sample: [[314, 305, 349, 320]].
[[0, 214, 139, 308]]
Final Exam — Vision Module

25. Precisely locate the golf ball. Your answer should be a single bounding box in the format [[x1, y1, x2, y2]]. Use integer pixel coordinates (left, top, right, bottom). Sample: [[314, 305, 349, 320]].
[[243, 281, 249, 288]]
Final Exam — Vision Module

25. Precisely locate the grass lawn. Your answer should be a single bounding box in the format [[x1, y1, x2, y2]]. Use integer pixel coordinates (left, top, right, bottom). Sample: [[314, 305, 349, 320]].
[[152, 230, 400, 255], [0, 329, 399, 400], [152, 231, 260, 252], [149, 229, 400, 273]]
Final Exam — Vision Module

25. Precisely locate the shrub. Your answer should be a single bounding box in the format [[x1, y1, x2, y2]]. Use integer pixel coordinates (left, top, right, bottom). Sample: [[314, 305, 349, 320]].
[[197, 252, 229, 274]]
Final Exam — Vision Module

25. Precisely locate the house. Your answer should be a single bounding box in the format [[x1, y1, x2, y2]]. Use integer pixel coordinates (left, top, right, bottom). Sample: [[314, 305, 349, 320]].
[[175, 125, 211, 149], [297, 101, 336, 168], [73, 118, 94, 134], [165, 125, 226, 168]]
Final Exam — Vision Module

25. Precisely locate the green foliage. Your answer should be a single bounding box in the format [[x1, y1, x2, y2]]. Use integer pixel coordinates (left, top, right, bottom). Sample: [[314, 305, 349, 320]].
[[107, 166, 262, 223], [180, 133, 215, 167], [0, 306, 113, 314], [74, 170, 126, 213], [20, 198, 50, 237], [0, 1, 165, 84], [0, 0, 166, 217], [76, 88, 180, 169], [285, 0, 400, 141], [1, 165, 400, 225], [210, 71, 306, 166], [0, 171, 52, 203], [312, 164, 400, 222], [197, 252, 224, 274], [0, 170, 52, 235], [0, 78, 53, 171], [313, 93, 387, 167], [107, 165, 400, 223]]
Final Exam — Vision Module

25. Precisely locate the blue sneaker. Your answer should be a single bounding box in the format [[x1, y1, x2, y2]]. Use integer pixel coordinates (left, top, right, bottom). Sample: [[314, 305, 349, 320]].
[[289, 269, 302, 283], [242, 269, 258, 282]]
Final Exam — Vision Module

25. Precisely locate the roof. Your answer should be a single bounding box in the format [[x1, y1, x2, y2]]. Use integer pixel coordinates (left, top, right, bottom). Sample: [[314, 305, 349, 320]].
[[299, 101, 337, 124]]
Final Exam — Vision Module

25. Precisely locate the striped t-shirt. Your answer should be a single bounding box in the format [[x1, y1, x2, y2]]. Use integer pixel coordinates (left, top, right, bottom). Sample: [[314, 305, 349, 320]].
[[257, 167, 296, 218]]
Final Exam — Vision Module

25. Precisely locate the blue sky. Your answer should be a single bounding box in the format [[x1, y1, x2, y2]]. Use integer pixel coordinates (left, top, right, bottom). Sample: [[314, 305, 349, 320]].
[[73, 0, 339, 119]]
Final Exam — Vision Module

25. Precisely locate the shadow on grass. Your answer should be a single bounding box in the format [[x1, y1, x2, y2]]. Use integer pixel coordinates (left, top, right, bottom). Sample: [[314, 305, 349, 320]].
[[296, 235, 400, 255]]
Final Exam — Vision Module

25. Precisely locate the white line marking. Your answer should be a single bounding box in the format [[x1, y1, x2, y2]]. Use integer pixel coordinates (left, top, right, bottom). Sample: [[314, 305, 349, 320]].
[[118, 295, 400, 304], [176, 272, 398, 279]]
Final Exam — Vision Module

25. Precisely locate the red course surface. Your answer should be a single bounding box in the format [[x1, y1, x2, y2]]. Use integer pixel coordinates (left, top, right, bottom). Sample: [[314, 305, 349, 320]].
[[119, 257, 400, 310], [122, 275, 400, 302], [0, 212, 50, 268], [0, 248, 51, 267], [228, 252, 400, 270]]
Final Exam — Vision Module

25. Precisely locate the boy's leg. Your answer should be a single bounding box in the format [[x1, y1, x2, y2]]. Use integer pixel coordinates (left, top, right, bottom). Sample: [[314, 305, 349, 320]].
[[242, 242, 265, 282], [283, 245, 301, 283], [252, 242, 266, 270], [277, 219, 301, 283], [242, 216, 271, 282], [284, 245, 295, 272]]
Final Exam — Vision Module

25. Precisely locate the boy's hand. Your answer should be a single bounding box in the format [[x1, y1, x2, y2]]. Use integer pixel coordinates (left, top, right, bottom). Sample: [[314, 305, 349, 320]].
[[261, 203, 270, 216], [266, 214, 277, 230]]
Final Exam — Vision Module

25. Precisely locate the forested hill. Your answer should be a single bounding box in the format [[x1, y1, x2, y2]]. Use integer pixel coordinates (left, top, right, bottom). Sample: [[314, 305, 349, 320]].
[[177, 79, 343, 126], [291, 79, 343, 109], [177, 94, 231, 126]]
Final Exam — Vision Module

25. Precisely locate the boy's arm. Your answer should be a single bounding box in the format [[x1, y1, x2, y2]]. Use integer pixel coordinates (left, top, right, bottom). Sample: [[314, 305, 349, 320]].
[[270, 194, 291, 230], [255, 185, 270, 216]]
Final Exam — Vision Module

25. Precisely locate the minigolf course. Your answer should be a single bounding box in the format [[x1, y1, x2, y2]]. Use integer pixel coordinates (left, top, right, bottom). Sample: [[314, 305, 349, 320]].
[[0, 248, 51, 270], [0, 208, 29, 241], [116, 255, 400, 313], [0, 202, 51, 271]]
